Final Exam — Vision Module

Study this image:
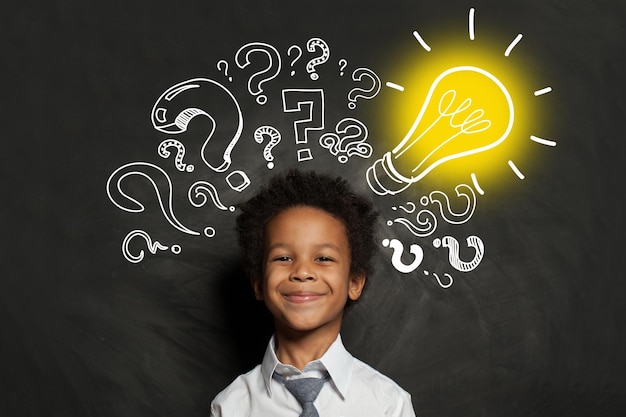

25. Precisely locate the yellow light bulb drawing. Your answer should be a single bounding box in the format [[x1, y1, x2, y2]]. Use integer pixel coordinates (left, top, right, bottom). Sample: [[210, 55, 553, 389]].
[[367, 65, 514, 195]]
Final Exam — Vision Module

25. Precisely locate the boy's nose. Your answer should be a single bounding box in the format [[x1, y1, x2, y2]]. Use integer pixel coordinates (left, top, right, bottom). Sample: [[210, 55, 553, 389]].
[[290, 261, 316, 281]]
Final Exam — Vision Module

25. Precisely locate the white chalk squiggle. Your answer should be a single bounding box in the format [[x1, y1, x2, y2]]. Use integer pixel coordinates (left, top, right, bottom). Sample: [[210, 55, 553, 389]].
[[122, 230, 181, 263]]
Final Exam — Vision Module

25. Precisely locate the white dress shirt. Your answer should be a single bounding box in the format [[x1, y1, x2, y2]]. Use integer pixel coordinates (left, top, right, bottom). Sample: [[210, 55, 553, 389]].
[[210, 334, 416, 417]]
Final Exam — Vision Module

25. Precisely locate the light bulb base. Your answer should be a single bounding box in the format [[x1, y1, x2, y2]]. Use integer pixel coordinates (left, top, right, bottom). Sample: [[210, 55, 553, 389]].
[[366, 152, 413, 196]]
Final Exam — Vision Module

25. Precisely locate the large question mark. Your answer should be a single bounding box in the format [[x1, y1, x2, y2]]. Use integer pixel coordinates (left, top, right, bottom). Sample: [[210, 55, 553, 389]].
[[281, 88, 325, 162], [254, 125, 282, 169], [235, 42, 282, 105], [381, 238, 424, 273], [106, 162, 199, 236], [318, 117, 372, 163], [287, 45, 302, 76], [433, 235, 485, 272], [305, 37, 330, 80], [216, 59, 232, 82], [347, 67, 381, 109], [151, 78, 243, 173]]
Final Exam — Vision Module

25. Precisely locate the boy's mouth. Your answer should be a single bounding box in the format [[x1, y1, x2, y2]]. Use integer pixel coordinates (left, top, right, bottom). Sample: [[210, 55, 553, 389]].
[[283, 291, 322, 303]]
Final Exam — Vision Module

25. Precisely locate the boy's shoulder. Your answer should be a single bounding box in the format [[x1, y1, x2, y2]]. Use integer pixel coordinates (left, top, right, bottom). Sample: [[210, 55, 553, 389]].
[[350, 356, 412, 396], [211, 364, 264, 406]]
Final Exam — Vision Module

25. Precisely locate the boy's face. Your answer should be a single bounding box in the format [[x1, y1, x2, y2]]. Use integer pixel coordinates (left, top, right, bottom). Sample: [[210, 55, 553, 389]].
[[252, 205, 365, 336]]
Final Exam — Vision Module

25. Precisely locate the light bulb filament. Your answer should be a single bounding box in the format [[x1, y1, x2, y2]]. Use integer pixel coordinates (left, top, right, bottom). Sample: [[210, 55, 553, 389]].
[[440, 90, 492, 135], [396, 89, 492, 174]]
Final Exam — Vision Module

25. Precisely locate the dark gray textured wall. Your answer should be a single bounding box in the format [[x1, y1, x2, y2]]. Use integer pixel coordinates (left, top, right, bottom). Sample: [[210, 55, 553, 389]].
[[2, 0, 624, 416]]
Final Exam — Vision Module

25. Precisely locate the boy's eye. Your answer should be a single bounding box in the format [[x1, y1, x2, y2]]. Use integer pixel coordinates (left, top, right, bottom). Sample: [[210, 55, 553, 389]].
[[273, 256, 291, 262], [317, 256, 334, 262]]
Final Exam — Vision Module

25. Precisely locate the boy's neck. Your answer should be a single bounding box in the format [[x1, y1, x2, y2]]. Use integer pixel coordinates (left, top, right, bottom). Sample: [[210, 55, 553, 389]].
[[274, 326, 340, 371]]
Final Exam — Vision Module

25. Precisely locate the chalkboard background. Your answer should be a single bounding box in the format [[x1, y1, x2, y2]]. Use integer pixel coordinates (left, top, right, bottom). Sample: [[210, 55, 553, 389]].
[[2, 0, 624, 416]]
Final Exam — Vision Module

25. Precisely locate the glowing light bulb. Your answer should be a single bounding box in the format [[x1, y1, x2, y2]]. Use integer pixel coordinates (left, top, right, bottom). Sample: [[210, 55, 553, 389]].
[[367, 66, 514, 195]]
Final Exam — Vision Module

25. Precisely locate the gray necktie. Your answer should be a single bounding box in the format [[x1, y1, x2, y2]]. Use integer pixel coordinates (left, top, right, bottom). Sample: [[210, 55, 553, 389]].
[[274, 372, 329, 417]]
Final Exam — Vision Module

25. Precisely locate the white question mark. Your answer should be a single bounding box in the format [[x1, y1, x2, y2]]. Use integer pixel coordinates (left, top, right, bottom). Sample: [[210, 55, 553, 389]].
[[281, 88, 324, 162], [387, 206, 438, 238], [188, 180, 235, 212], [158, 139, 194, 172], [318, 117, 372, 163], [423, 270, 454, 288], [151, 78, 243, 173], [347, 67, 381, 109], [235, 42, 282, 105], [433, 235, 485, 272], [254, 125, 282, 169], [287, 45, 302, 76], [382, 238, 424, 273], [106, 162, 199, 236], [427, 185, 477, 225], [216, 60, 232, 82], [305, 37, 330, 80], [392, 202, 417, 214], [338, 58, 348, 76]]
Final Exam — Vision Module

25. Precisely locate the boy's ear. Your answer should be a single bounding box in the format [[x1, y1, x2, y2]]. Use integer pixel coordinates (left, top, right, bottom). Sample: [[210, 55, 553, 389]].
[[348, 273, 366, 301], [250, 276, 264, 300]]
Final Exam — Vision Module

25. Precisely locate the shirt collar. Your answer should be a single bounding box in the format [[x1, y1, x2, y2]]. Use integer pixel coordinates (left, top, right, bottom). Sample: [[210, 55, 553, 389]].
[[260, 334, 280, 396], [260, 334, 353, 399], [317, 334, 353, 399]]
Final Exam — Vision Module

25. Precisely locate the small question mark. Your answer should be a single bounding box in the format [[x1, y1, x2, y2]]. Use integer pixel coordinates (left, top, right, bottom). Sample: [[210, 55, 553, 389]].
[[338, 58, 348, 76], [235, 42, 282, 105], [158, 139, 194, 172], [305, 37, 330, 80], [287, 45, 302, 76], [433, 235, 485, 272], [216, 59, 232, 82], [428, 185, 477, 225], [423, 270, 454, 288], [347, 67, 381, 109], [387, 206, 438, 238], [188, 180, 235, 212], [318, 117, 372, 163], [382, 238, 424, 274], [254, 125, 282, 169], [392, 202, 417, 214]]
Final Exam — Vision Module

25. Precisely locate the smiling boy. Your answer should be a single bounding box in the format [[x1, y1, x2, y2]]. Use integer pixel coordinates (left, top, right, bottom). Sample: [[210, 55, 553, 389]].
[[210, 169, 416, 417]]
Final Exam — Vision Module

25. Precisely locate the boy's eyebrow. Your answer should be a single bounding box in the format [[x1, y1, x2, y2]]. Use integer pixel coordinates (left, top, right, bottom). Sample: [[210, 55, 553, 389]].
[[265, 242, 343, 251], [265, 242, 289, 251]]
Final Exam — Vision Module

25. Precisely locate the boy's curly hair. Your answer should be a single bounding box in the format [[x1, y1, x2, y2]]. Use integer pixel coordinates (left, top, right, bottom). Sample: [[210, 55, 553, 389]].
[[235, 168, 378, 281]]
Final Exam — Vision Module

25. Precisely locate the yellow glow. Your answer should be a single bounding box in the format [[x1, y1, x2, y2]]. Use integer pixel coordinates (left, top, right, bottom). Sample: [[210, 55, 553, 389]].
[[390, 65, 514, 182], [375, 35, 545, 192]]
